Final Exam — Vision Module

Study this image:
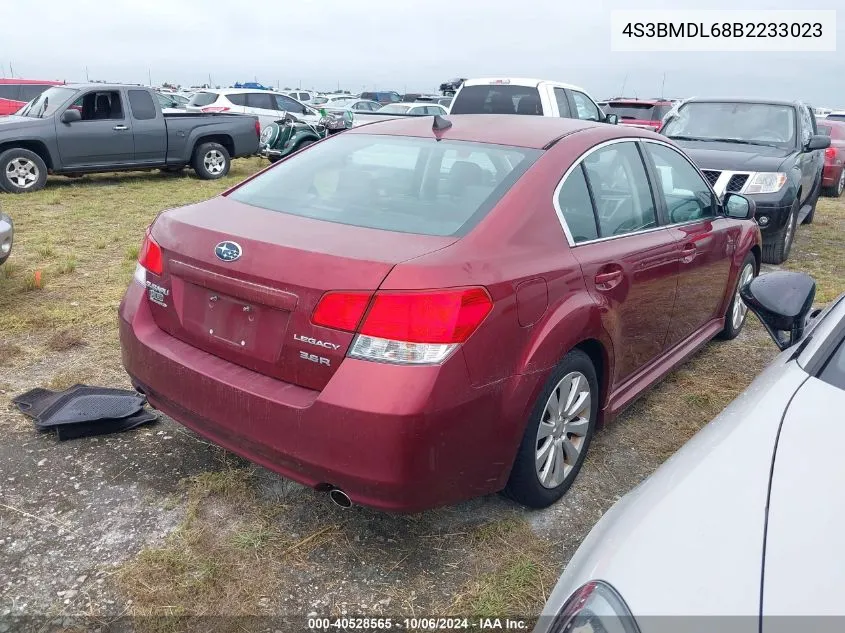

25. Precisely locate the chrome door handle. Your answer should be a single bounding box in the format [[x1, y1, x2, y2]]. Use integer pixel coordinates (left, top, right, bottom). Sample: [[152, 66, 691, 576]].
[[113, 125, 128, 131]]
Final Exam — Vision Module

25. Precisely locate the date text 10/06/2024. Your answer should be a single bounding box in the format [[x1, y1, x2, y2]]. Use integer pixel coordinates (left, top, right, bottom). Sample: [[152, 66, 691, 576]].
[[307, 617, 529, 630]]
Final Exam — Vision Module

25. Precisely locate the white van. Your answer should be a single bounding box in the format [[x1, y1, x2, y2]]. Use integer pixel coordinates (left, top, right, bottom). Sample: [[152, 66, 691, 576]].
[[448, 77, 617, 124]]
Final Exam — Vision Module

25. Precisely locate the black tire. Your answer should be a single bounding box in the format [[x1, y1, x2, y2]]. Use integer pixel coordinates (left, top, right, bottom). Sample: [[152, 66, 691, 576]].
[[762, 200, 798, 265], [0, 148, 48, 194], [503, 349, 598, 508], [192, 142, 230, 180], [823, 167, 845, 198], [717, 252, 757, 340]]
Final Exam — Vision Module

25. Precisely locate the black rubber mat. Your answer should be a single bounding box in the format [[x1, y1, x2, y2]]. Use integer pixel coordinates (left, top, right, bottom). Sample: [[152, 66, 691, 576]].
[[13, 384, 157, 440]]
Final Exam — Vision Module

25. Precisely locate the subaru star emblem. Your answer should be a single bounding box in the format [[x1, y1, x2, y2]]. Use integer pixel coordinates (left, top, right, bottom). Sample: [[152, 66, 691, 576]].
[[214, 241, 242, 262]]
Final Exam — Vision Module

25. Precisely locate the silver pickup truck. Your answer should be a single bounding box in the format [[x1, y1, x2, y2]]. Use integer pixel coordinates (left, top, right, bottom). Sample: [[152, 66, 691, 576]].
[[0, 84, 261, 193]]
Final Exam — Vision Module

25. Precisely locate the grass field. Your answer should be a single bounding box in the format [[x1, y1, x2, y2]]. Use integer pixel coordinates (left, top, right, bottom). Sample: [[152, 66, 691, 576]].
[[1, 162, 843, 629]]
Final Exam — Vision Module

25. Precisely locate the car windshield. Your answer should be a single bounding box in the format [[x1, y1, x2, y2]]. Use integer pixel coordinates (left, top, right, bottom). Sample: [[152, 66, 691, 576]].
[[378, 104, 411, 114], [662, 102, 797, 149], [450, 84, 544, 115], [227, 133, 541, 237], [603, 102, 670, 121], [17, 86, 77, 118]]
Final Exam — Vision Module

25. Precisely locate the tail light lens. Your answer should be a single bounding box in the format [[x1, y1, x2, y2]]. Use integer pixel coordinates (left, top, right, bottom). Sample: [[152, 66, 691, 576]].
[[137, 228, 163, 276], [312, 288, 493, 365], [201, 106, 230, 113], [254, 118, 261, 138], [825, 147, 837, 161]]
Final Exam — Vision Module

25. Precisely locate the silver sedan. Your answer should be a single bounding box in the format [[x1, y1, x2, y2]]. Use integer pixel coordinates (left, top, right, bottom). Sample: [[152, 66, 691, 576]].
[[0, 211, 13, 265], [535, 270, 845, 632]]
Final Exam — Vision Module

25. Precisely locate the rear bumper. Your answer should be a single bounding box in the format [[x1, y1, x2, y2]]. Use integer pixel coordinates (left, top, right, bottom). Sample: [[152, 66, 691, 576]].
[[119, 283, 533, 512], [822, 164, 841, 187]]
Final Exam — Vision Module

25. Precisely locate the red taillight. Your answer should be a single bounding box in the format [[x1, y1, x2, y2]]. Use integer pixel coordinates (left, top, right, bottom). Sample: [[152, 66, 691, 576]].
[[254, 118, 261, 138], [201, 106, 230, 113], [312, 291, 371, 331], [825, 147, 837, 161], [313, 288, 493, 344], [138, 228, 163, 275]]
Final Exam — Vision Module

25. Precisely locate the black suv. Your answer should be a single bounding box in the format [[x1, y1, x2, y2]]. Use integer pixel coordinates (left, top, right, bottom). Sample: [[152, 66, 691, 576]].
[[661, 98, 830, 264]]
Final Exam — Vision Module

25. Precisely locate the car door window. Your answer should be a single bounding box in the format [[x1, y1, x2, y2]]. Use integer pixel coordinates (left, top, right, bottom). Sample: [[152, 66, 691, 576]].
[[554, 88, 571, 117], [645, 142, 716, 223], [273, 94, 304, 113], [820, 338, 845, 391], [70, 91, 125, 121], [227, 93, 248, 107], [246, 93, 275, 110], [556, 164, 599, 243], [582, 142, 658, 237], [571, 91, 600, 121], [128, 90, 157, 120]]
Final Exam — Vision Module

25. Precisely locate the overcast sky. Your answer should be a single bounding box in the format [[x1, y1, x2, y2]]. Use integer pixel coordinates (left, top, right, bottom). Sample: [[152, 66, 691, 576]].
[[2, 0, 842, 105]]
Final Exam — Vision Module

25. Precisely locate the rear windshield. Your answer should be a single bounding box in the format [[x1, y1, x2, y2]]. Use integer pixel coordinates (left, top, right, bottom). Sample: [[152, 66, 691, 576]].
[[450, 85, 544, 115], [602, 102, 670, 121], [189, 92, 219, 107], [227, 134, 541, 236], [827, 114, 845, 122]]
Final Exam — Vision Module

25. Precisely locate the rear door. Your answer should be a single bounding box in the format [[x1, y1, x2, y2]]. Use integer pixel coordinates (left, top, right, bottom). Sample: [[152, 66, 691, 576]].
[[642, 140, 734, 348], [55, 89, 135, 168], [127, 89, 166, 165], [555, 139, 679, 383]]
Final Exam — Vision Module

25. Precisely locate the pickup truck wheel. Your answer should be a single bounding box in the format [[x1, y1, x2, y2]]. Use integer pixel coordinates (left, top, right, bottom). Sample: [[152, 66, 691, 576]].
[[762, 200, 798, 265], [193, 143, 230, 180], [717, 253, 757, 340], [0, 148, 48, 194], [502, 349, 598, 508]]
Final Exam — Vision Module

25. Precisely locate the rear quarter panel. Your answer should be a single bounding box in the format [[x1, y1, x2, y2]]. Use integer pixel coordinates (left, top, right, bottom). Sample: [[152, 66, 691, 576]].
[[172, 115, 259, 162]]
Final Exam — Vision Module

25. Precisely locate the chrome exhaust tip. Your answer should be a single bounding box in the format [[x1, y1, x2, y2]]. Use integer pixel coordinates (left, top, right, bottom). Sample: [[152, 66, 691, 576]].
[[328, 488, 352, 508]]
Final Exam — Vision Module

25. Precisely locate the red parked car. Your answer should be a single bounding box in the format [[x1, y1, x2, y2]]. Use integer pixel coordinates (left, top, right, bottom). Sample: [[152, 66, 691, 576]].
[[817, 119, 845, 197], [598, 98, 675, 130], [0, 79, 64, 116], [119, 115, 761, 512]]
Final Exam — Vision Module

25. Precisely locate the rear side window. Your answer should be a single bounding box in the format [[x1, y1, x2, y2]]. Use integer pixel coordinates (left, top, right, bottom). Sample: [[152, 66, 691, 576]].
[[450, 85, 544, 115], [554, 88, 571, 117], [189, 92, 218, 107], [246, 93, 275, 109], [0, 85, 19, 100], [556, 165, 599, 243], [128, 90, 157, 120], [581, 142, 657, 237], [227, 134, 541, 237], [227, 93, 248, 106]]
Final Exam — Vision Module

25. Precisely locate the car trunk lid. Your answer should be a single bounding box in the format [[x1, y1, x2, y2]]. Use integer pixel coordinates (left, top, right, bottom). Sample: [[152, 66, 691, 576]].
[[146, 196, 457, 391]]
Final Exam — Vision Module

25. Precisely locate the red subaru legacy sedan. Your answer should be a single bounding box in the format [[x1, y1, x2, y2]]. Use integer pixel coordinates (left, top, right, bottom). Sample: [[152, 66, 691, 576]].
[[120, 114, 761, 512]]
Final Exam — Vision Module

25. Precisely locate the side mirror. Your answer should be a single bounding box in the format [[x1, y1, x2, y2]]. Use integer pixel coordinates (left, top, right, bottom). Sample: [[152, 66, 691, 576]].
[[605, 113, 619, 125], [740, 271, 816, 350], [806, 134, 831, 151], [61, 109, 81, 124], [723, 192, 756, 220]]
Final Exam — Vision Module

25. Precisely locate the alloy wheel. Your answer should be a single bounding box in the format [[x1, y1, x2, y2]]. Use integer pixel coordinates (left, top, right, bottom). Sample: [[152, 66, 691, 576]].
[[204, 150, 225, 175], [838, 169, 845, 197], [5, 157, 39, 189], [535, 371, 592, 489], [732, 263, 755, 330]]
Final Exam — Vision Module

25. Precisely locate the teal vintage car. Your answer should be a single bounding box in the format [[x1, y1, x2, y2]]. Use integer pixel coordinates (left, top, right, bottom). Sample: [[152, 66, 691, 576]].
[[258, 111, 352, 162]]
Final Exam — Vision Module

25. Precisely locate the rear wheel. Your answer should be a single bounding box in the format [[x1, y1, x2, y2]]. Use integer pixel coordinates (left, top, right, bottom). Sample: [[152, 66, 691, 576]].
[[0, 148, 48, 193], [503, 349, 598, 508], [762, 200, 797, 265], [717, 253, 756, 340], [192, 142, 230, 180]]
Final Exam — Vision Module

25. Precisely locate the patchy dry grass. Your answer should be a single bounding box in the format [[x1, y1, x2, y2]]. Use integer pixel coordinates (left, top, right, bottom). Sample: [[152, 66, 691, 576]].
[[784, 197, 845, 302]]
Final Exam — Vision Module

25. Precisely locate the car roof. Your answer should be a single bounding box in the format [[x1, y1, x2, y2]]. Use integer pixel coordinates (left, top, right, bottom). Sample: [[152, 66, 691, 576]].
[[462, 77, 587, 92], [682, 97, 799, 108], [346, 113, 640, 148], [0, 78, 64, 85], [602, 98, 674, 105]]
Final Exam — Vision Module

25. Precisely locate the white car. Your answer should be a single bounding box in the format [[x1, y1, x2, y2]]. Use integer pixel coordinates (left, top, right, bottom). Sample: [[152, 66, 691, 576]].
[[282, 90, 314, 103], [376, 102, 448, 116], [186, 89, 324, 131], [535, 270, 845, 631], [449, 77, 617, 124]]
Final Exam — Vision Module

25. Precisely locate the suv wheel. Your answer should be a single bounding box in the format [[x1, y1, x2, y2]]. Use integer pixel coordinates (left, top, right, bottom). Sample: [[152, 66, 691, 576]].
[[717, 253, 757, 340], [824, 168, 845, 198], [503, 349, 598, 508], [0, 148, 48, 194], [762, 200, 798, 265]]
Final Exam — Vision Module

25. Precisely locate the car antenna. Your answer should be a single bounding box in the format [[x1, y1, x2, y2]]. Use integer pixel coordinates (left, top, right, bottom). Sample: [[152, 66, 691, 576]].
[[432, 114, 452, 139]]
